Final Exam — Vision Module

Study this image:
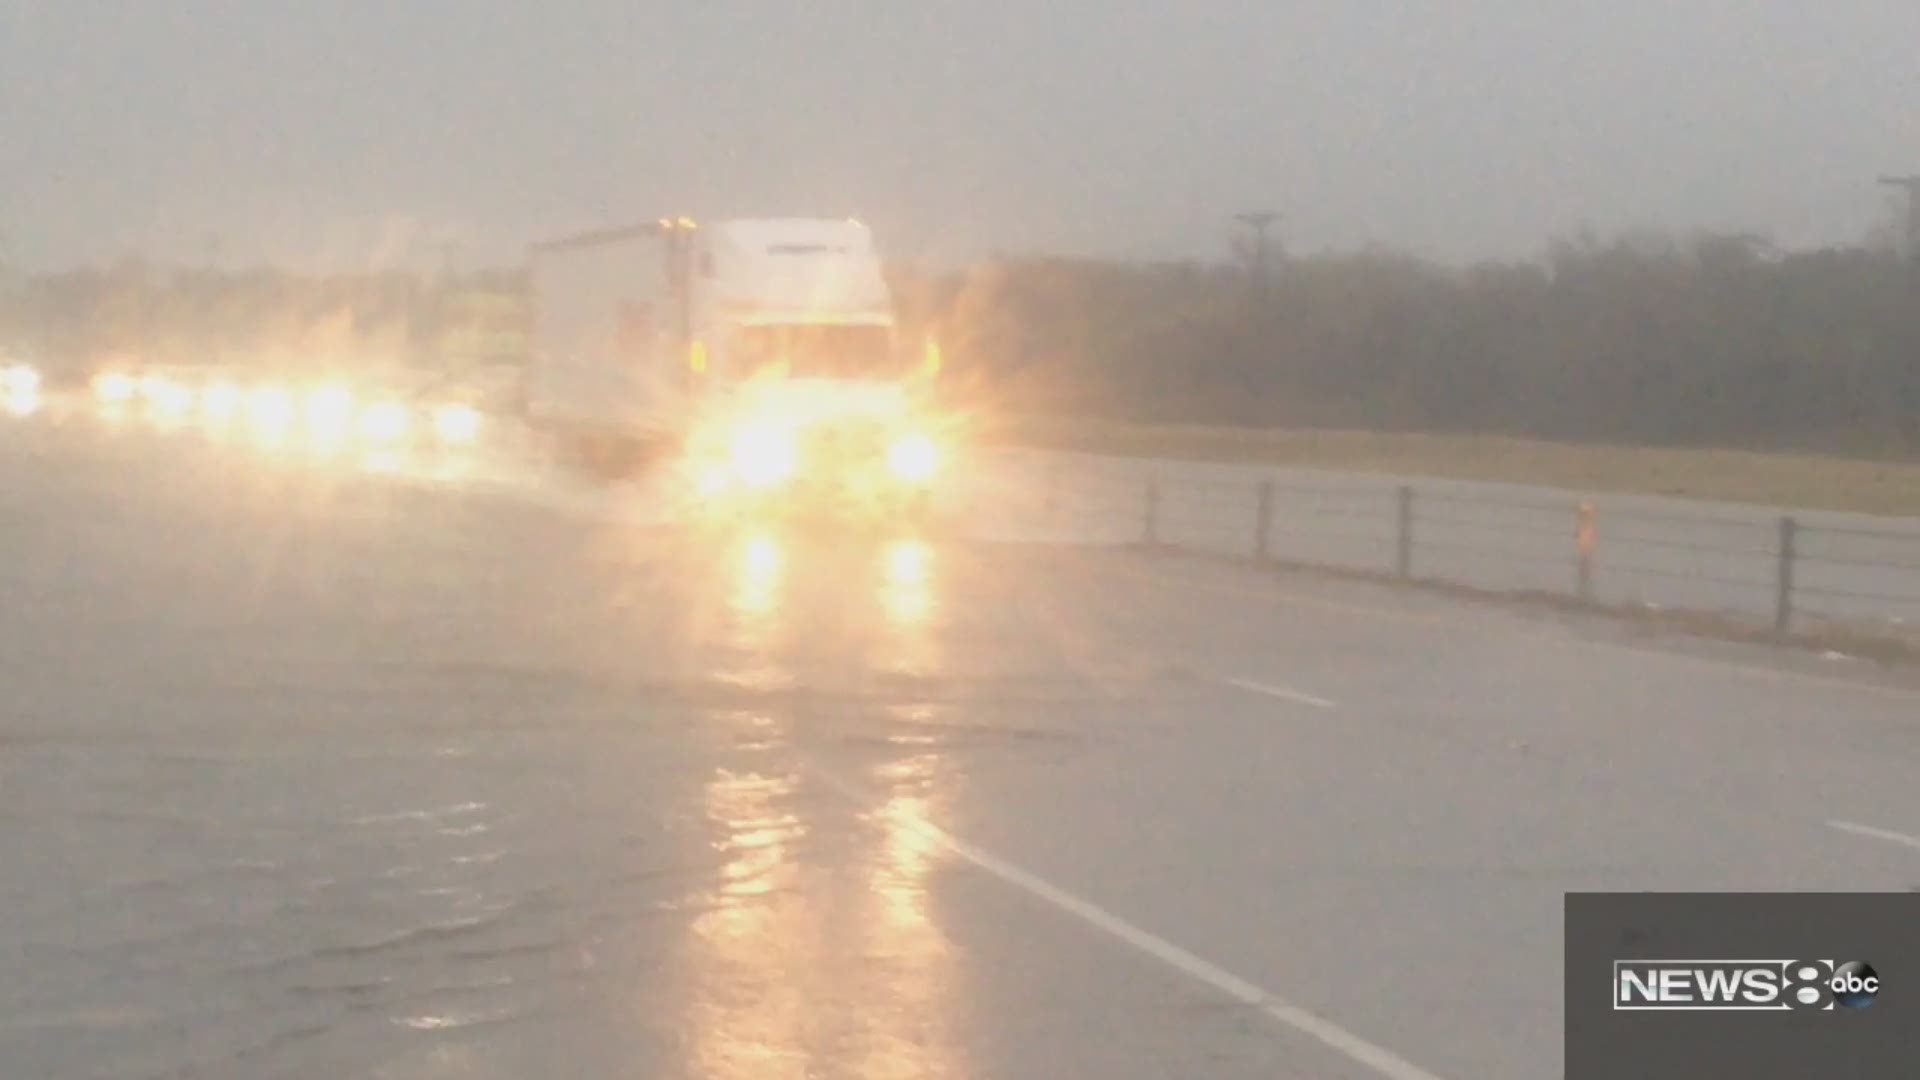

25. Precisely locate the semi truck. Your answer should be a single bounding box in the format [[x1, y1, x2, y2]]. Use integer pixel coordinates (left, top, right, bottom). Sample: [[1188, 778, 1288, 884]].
[[524, 217, 945, 511]]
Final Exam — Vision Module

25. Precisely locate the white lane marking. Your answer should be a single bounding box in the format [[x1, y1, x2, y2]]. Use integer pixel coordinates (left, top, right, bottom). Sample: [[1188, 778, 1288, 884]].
[[809, 766, 1442, 1080], [1219, 675, 1337, 710], [1826, 819, 1920, 852]]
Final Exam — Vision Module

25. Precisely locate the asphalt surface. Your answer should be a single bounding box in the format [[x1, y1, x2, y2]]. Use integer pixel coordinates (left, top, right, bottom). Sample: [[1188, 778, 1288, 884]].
[[995, 449, 1920, 636], [4, 399, 1920, 1079]]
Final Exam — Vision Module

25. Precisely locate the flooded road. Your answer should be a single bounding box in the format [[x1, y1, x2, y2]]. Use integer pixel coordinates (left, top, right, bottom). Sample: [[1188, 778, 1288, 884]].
[[5, 405, 1919, 1078], [0, 414, 1351, 1079]]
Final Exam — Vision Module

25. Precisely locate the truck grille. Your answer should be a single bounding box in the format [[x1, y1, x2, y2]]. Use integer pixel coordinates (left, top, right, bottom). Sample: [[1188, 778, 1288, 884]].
[[799, 421, 886, 460]]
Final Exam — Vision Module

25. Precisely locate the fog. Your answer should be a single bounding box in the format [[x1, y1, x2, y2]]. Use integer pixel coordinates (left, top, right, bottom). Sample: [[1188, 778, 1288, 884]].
[[4, 0, 1917, 270]]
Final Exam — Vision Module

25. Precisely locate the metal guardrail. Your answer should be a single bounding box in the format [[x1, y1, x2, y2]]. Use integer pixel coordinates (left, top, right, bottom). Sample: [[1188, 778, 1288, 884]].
[[1026, 463, 1920, 638]]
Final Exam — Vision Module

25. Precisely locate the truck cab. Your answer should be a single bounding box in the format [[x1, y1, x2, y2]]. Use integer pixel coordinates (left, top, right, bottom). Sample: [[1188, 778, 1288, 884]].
[[685, 219, 942, 507]]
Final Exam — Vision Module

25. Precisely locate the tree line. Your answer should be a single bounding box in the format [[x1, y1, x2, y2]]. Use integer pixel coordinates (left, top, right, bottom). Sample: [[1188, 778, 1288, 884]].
[[902, 233, 1920, 457]]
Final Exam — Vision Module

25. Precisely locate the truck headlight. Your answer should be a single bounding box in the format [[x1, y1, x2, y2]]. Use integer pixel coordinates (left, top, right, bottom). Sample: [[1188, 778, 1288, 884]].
[[887, 432, 939, 482], [731, 425, 795, 487]]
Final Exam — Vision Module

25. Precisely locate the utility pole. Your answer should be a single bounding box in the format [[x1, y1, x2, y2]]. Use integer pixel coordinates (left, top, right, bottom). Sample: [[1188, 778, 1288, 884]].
[[1232, 212, 1281, 283], [1879, 176, 1920, 260]]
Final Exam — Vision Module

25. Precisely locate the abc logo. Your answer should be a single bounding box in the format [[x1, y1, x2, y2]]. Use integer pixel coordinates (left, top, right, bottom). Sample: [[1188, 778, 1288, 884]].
[[1785, 961, 1879, 1009], [1831, 961, 1879, 1010]]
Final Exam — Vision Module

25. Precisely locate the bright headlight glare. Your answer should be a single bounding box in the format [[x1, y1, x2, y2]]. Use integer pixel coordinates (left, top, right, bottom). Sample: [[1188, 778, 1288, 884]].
[[304, 387, 355, 439], [730, 425, 795, 487], [431, 403, 481, 443], [887, 432, 939, 482], [93, 372, 137, 403], [247, 387, 294, 432], [4, 387, 40, 418], [359, 401, 411, 443], [3, 364, 41, 396], [695, 463, 730, 496], [201, 382, 242, 419], [151, 382, 195, 414]]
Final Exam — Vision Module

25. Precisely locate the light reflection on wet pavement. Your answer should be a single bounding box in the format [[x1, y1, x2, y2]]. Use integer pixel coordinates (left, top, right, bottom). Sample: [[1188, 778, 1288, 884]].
[[22, 401, 1919, 1078], [0, 412, 1271, 1079]]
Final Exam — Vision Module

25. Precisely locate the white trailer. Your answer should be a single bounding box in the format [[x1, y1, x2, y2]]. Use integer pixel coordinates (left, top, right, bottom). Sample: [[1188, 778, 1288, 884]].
[[525, 222, 693, 467], [526, 218, 948, 504]]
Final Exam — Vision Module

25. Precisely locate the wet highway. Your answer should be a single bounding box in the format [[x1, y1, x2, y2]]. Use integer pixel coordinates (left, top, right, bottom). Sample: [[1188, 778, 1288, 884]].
[[4, 403, 1920, 1079]]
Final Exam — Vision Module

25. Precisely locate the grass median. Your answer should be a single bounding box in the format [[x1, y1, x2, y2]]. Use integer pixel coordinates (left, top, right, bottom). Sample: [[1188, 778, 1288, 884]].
[[987, 416, 1920, 518]]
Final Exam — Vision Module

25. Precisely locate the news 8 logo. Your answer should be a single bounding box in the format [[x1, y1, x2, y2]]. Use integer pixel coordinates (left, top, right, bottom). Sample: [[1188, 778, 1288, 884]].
[[1613, 959, 1880, 1010]]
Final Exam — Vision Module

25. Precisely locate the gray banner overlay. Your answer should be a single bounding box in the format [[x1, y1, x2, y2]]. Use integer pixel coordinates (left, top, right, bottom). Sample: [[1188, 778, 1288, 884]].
[[1566, 892, 1918, 1078]]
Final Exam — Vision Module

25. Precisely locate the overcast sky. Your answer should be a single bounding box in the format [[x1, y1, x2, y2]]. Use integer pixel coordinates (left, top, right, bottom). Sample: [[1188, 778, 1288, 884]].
[[3, 0, 1917, 271]]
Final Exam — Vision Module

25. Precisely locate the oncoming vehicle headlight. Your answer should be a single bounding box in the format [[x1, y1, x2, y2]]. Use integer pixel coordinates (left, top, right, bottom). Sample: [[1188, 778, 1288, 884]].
[[887, 432, 939, 482], [304, 386, 355, 440], [3, 363, 41, 397], [431, 403, 482, 444], [358, 400, 411, 444], [3, 364, 42, 417], [93, 371, 138, 404], [730, 424, 796, 487], [149, 380, 195, 416], [247, 387, 295, 436], [201, 381, 243, 421], [3, 391, 39, 418]]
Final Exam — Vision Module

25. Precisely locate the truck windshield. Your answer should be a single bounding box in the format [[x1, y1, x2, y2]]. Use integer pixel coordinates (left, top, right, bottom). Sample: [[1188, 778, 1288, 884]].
[[730, 324, 896, 379]]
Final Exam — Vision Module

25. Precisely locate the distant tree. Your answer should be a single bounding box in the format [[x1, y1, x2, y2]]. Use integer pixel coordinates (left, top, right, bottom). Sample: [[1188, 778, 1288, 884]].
[[916, 231, 1920, 457]]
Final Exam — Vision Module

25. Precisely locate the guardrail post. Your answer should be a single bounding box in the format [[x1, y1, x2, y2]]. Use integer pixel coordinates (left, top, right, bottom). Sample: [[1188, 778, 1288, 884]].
[[1254, 481, 1274, 562], [1576, 502, 1596, 603], [1395, 485, 1414, 579], [1143, 477, 1160, 546], [1775, 515, 1798, 633]]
